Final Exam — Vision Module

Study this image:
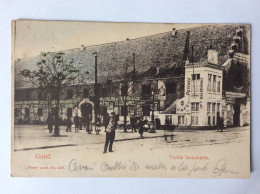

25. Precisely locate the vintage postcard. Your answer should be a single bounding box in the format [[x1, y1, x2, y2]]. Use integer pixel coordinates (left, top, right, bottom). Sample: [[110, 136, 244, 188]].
[[11, 20, 251, 178]]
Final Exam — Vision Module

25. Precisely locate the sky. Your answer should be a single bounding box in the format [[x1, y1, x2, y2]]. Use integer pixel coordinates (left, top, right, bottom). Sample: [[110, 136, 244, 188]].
[[13, 20, 204, 59]]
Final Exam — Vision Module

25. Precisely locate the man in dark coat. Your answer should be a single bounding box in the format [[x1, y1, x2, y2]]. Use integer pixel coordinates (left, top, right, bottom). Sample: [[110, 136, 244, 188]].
[[130, 114, 137, 132], [103, 112, 110, 132], [103, 112, 116, 153], [86, 116, 91, 134], [74, 113, 80, 133], [138, 118, 144, 138], [66, 116, 72, 132], [220, 117, 224, 132]]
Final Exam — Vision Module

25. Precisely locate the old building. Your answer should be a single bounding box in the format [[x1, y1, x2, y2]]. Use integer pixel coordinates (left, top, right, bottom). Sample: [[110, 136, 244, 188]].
[[14, 25, 250, 128]]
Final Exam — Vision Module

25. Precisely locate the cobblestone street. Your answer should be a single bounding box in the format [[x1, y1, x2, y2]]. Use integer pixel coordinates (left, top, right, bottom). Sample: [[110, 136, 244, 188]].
[[14, 125, 250, 152]]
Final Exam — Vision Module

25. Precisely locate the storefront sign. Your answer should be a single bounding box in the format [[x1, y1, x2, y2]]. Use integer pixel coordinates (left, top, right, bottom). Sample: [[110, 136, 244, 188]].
[[100, 96, 140, 107], [14, 99, 78, 109], [100, 96, 140, 102]]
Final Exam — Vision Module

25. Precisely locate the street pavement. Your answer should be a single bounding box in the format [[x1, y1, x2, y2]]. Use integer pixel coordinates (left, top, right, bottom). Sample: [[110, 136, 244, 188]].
[[12, 125, 250, 177], [14, 124, 250, 151], [14, 125, 164, 151]]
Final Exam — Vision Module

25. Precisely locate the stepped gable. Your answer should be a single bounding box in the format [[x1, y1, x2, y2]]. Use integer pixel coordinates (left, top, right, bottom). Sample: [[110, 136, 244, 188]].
[[14, 24, 249, 89]]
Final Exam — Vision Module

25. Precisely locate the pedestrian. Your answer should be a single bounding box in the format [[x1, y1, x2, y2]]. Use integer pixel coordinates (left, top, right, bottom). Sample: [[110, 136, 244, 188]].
[[66, 116, 72, 132], [220, 117, 224, 132], [130, 114, 137, 132], [155, 118, 161, 130], [96, 116, 101, 135], [103, 112, 116, 153], [217, 115, 221, 132], [103, 112, 110, 132], [138, 117, 144, 138], [79, 117, 83, 130], [74, 113, 80, 133], [86, 116, 91, 134]]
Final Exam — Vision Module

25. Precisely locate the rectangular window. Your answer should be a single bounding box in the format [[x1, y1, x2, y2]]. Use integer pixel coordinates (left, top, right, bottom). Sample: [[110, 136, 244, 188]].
[[217, 76, 221, 93], [165, 115, 172, 125], [208, 74, 212, 92], [67, 90, 73, 99], [212, 75, 216, 92], [191, 116, 198, 125], [166, 83, 176, 94], [83, 88, 89, 98], [207, 102, 211, 112], [191, 102, 199, 112], [212, 103, 216, 115], [178, 116, 184, 125], [191, 80, 200, 92], [67, 108, 72, 118], [208, 116, 211, 126], [192, 74, 200, 80], [37, 108, 43, 116]]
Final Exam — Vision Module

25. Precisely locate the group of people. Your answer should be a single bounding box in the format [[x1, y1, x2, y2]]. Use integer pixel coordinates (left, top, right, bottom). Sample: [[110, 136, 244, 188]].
[[129, 114, 150, 137], [47, 112, 151, 154], [66, 113, 92, 133]]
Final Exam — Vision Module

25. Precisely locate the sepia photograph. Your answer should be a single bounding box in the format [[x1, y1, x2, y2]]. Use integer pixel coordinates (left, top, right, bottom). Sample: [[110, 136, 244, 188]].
[[11, 21, 250, 178]]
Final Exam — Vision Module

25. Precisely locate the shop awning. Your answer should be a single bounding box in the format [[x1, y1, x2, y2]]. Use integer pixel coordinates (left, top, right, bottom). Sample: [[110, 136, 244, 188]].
[[161, 99, 178, 114], [222, 58, 232, 71]]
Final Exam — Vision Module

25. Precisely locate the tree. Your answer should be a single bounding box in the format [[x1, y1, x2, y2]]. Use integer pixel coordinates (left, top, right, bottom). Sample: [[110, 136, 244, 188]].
[[19, 51, 82, 136], [116, 57, 136, 132]]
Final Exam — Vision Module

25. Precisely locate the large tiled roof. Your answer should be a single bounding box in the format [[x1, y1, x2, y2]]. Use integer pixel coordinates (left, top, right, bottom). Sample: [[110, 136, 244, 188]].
[[14, 24, 250, 89]]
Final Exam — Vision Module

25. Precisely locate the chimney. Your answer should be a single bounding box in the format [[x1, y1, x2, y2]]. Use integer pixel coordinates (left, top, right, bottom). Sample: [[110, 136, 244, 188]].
[[172, 28, 177, 37], [80, 45, 86, 52], [231, 42, 238, 52], [236, 28, 243, 37], [228, 50, 235, 59], [207, 48, 218, 65]]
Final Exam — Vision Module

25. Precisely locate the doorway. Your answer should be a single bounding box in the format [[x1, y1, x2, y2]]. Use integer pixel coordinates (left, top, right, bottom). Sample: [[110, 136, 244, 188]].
[[233, 100, 240, 126], [81, 103, 92, 120]]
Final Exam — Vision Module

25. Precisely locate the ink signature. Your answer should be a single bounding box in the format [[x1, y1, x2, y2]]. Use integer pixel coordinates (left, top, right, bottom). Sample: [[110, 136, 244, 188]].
[[213, 159, 239, 176]]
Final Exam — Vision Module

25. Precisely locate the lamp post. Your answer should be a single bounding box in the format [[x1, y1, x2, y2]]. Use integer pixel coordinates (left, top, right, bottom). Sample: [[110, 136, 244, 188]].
[[150, 91, 156, 133], [93, 52, 98, 132]]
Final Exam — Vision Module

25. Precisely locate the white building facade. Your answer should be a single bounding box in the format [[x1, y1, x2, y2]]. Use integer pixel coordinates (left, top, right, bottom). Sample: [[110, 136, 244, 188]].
[[160, 49, 223, 127]]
